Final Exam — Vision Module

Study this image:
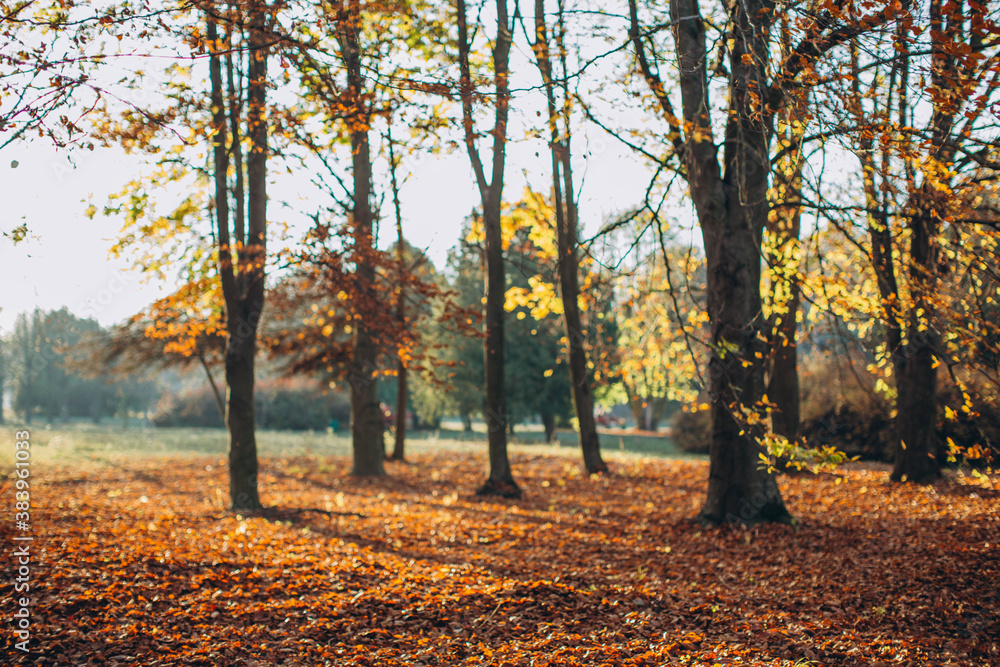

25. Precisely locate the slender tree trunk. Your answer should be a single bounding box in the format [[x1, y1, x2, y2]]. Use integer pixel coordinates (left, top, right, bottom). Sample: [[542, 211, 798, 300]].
[[541, 409, 556, 443], [533, 0, 606, 474], [341, 0, 385, 476], [457, 0, 520, 497], [389, 126, 407, 461]]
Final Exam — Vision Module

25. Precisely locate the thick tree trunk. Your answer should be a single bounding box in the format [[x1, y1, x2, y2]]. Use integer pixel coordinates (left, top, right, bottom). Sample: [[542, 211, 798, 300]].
[[225, 310, 262, 510], [657, 0, 790, 525], [892, 341, 939, 482]]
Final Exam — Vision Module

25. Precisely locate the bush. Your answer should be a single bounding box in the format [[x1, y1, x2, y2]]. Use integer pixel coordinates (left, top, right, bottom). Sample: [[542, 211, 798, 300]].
[[801, 403, 894, 461], [672, 408, 711, 455], [936, 382, 1000, 467], [256, 381, 350, 431], [152, 379, 351, 431], [151, 388, 225, 428]]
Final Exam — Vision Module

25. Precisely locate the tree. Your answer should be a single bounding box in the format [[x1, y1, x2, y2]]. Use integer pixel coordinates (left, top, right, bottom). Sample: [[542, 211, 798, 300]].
[[8, 308, 118, 423], [626, 0, 893, 524], [612, 234, 708, 432], [530, 0, 607, 472], [73, 288, 228, 420], [502, 211, 575, 441], [456, 0, 519, 497], [206, 1, 271, 508], [409, 238, 486, 431], [837, 0, 1000, 482]]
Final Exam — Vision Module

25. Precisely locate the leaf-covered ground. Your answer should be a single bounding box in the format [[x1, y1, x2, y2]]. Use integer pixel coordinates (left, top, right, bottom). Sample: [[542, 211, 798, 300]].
[[2, 450, 998, 666]]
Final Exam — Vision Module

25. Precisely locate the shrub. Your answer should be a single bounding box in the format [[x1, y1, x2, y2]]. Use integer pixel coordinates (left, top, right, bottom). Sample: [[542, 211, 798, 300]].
[[672, 407, 711, 455], [256, 381, 350, 431], [801, 403, 894, 461], [151, 389, 225, 428], [152, 379, 351, 431]]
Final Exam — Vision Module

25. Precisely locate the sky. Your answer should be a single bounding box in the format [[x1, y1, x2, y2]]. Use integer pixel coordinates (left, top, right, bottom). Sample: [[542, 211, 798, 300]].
[[0, 123, 654, 333]]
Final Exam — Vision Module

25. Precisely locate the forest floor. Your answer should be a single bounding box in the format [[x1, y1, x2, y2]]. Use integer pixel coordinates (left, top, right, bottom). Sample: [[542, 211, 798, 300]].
[[1, 435, 998, 665]]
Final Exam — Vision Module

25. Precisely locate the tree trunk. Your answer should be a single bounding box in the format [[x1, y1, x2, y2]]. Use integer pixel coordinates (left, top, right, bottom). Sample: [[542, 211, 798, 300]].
[[891, 0, 954, 482], [892, 340, 939, 482], [533, 0, 606, 474], [209, 10, 266, 510], [389, 125, 407, 462], [457, 0, 520, 498], [541, 409, 556, 444], [225, 312, 262, 510], [636, 0, 790, 525], [392, 361, 408, 461], [701, 0, 790, 526], [849, 20, 944, 484], [346, 124, 385, 477], [336, 0, 385, 477]]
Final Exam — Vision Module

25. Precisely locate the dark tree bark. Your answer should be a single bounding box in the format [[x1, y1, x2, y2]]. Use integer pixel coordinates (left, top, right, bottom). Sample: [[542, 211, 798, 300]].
[[541, 409, 557, 444], [388, 126, 407, 462], [846, 0, 964, 484], [533, 0, 607, 474], [208, 6, 267, 510], [339, 0, 385, 477], [457, 0, 520, 498], [630, 0, 791, 524]]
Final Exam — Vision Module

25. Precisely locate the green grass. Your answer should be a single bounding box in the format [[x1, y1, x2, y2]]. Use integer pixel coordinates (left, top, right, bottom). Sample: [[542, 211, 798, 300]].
[[0, 420, 697, 468]]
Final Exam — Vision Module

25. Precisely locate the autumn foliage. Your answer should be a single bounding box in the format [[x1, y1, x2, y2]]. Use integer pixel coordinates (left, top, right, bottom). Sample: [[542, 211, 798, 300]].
[[2, 446, 997, 665]]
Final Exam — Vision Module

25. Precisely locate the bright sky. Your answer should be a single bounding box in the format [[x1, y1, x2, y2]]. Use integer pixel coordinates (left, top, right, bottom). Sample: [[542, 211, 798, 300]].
[[0, 124, 653, 333]]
